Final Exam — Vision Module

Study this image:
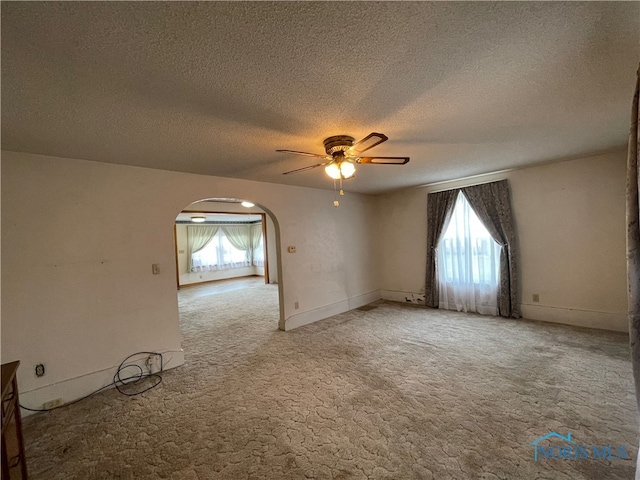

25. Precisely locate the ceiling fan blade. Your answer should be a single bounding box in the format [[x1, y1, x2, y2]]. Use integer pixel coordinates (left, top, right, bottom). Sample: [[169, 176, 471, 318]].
[[352, 132, 388, 154], [357, 156, 410, 165], [282, 162, 330, 175], [276, 149, 328, 159]]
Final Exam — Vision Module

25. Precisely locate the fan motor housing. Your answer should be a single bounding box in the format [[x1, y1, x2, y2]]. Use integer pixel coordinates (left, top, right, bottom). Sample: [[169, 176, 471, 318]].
[[324, 135, 355, 155]]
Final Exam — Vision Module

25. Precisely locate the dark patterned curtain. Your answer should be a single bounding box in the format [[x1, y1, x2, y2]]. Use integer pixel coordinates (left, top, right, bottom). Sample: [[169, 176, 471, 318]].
[[626, 66, 640, 480], [425, 189, 459, 307], [462, 180, 520, 318]]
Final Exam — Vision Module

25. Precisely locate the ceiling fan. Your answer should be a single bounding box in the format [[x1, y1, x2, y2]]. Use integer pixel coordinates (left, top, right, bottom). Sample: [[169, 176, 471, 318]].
[[276, 132, 409, 206], [278, 132, 409, 178]]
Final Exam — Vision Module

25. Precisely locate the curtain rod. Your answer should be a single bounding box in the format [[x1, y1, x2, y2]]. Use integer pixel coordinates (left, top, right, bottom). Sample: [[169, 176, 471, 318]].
[[424, 176, 509, 194]]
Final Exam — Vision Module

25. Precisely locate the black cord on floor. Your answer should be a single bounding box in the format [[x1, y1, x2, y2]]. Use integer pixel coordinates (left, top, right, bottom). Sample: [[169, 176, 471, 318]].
[[20, 351, 164, 413]]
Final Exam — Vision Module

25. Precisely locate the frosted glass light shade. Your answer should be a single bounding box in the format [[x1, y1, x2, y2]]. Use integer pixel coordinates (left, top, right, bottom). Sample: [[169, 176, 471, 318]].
[[340, 162, 355, 178], [325, 163, 341, 179], [325, 162, 356, 179]]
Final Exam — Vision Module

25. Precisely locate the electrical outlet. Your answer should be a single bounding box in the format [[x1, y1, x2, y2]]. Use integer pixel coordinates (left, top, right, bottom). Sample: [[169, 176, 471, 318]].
[[532, 294, 540, 303], [294, 301, 299, 310], [145, 353, 162, 372], [152, 264, 161, 275], [35, 363, 45, 377], [43, 398, 63, 409]]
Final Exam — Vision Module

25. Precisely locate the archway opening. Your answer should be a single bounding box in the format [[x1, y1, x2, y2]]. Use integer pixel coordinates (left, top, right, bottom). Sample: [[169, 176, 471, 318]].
[[173, 197, 284, 370], [173, 198, 283, 335]]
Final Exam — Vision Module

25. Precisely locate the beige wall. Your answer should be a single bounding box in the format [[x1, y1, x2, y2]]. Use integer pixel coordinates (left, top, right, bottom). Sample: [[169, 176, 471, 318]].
[[1, 150, 381, 409], [376, 150, 628, 331]]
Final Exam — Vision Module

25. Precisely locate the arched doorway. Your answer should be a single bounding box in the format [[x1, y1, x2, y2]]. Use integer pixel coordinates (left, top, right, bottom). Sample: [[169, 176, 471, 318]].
[[173, 197, 284, 333]]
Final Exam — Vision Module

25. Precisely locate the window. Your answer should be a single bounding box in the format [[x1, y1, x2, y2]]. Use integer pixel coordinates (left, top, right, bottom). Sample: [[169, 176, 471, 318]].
[[191, 231, 250, 271], [437, 192, 501, 315]]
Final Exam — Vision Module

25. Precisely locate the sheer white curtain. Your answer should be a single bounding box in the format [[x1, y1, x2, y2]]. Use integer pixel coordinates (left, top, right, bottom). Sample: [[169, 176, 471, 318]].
[[437, 192, 501, 315], [250, 223, 264, 267], [191, 230, 250, 271], [187, 226, 220, 272], [221, 225, 252, 262]]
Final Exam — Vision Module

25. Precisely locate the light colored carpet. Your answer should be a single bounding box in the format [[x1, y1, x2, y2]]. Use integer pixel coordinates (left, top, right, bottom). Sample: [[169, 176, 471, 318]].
[[23, 282, 638, 479]]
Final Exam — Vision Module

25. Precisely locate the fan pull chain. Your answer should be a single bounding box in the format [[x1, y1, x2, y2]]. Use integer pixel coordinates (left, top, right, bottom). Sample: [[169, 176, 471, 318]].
[[333, 179, 339, 207]]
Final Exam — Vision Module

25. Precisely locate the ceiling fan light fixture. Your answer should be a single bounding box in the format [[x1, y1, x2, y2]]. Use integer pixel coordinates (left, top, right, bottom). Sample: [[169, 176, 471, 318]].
[[325, 161, 356, 180], [340, 161, 355, 179], [191, 216, 206, 223], [325, 163, 341, 180], [278, 132, 409, 206]]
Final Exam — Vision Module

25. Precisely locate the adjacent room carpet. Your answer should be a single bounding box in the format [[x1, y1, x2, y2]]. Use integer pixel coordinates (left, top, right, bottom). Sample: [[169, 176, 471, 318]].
[[22, 282, 637, 479]]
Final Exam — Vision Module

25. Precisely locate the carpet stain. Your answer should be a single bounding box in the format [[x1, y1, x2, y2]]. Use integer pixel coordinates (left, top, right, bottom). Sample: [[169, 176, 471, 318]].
[[357, 305, 378, 312]]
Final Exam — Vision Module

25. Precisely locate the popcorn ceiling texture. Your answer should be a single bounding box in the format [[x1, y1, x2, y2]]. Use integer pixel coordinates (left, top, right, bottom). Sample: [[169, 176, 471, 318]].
[[22, 282, 637, 479], [2, 2, 638, 194]]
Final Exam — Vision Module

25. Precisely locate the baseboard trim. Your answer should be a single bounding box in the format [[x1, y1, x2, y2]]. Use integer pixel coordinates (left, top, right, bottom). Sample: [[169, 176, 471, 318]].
[[379, 291, 627, 333], [20, 349, 185, 416], [284, 290, 382, 331], [179, 274, 264, 289], [520, 304, 627, 332]]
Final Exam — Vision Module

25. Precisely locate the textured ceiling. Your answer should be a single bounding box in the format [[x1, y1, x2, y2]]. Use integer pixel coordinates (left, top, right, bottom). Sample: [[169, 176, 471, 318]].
[[2, 2, 638, 194]]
